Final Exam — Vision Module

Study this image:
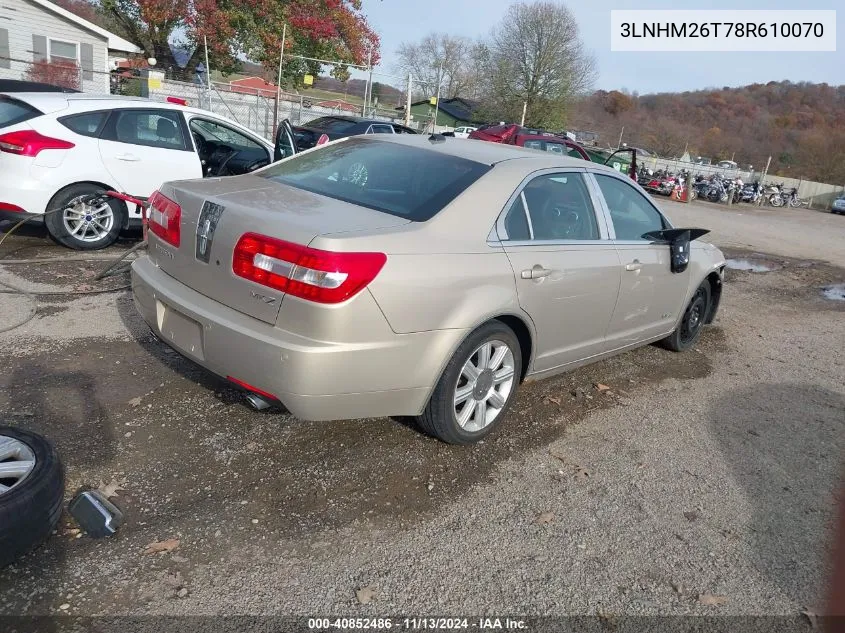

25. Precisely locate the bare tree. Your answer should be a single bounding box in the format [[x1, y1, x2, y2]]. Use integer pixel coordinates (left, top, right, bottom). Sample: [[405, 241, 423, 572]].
[[483, 1, 597, 128], [395, 33, 477, 100]]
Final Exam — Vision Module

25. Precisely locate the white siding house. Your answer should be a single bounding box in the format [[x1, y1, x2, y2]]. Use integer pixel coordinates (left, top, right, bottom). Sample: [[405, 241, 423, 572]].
[[0, 0, 140, 93]]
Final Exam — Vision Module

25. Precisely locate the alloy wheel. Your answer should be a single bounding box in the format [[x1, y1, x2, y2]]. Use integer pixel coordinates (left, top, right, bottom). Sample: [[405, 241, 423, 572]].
[[61, 196, 115, 243], [0, 435, 36, 496], [453, 340, 516, 433]]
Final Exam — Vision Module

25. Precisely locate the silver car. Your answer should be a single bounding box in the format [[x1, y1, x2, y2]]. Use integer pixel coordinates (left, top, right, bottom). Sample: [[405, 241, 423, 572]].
[[131, 134, 726, 444]]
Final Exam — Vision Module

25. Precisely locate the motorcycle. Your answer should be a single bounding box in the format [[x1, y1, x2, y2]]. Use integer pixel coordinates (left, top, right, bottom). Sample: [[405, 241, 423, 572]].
[[764, 183, 785, 207]]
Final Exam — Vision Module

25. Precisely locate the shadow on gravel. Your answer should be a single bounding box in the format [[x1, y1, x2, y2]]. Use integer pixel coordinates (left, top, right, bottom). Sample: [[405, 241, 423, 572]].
[[711, 383, 845, 606]]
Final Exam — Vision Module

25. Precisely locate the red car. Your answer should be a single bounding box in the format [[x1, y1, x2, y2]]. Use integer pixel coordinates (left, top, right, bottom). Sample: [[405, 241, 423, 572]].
[[468, 124, 591, 159], [468, 124, 638, 180]]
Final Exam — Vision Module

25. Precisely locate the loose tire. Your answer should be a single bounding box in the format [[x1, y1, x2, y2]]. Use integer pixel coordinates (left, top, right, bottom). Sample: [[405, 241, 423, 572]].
[[0, 426, 65, 568], [417, 321, 522, 445], [660, 281, 711, 353], [44, 184, 126, 250]]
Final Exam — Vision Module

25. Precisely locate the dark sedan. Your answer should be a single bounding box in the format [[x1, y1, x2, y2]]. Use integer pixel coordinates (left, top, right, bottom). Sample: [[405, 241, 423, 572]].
[[275, 116, 417, 159]]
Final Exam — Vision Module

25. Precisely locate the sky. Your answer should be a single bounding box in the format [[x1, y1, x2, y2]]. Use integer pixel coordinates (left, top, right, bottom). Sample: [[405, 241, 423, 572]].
[[356, 0, 844, 95]]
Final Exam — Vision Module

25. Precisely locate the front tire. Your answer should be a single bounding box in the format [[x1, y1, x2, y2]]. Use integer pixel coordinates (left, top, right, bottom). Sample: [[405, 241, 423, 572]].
[[0, 426, 65, 568], [416, 321, 522, 445], [44, 184, 127, 250], [660, 281, 712, 353]]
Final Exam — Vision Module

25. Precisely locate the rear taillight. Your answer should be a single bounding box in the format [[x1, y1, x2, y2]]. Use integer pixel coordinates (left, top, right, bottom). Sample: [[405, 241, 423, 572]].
[[232, 232, 386, 304], [148, 190, 181, 247], [0, 130, 75, 157]]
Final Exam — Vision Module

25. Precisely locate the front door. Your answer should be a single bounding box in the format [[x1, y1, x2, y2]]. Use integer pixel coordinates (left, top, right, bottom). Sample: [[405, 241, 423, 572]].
[[499, 171, 622, 373], [590, 172, 691, 346], [98, 108, 201, 202]]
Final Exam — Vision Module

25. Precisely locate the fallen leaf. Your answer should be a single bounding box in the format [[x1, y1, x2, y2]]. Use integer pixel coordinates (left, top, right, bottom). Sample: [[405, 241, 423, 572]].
[[97, 479, 126, 499], [128, 397, 143, 407], [594, 383, 611, 392], [356, 585, 378, 604], [800, 608, 819, 629], [699, 593, 729, 606], [545, 396, 561, 405], [534, 512, 555, 524], [549, 448, 567, 463], [683, 511, 698, 522], [144, 538, 180, 555]]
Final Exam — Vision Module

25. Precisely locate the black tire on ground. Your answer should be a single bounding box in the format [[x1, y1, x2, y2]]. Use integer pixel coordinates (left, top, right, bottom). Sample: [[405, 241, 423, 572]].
[[0, 426, 65, 568], [660, 281, 712, 353], [416, 321, 522, 445], [44, 183, 127, 250]]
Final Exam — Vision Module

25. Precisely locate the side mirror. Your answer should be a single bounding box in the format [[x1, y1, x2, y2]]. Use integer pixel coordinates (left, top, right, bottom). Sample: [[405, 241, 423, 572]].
[[641, 228, 711, 274]]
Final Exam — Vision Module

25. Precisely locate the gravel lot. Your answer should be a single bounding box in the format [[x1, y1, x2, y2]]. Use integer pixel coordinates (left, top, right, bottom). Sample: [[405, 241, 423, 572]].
[[0, 200, 843, 620]]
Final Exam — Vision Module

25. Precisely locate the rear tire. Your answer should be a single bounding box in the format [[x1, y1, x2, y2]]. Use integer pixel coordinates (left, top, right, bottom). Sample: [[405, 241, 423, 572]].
[[0, 426, 65, 568], [660, 281, 711, 353], [417, 321, 522, 445], [44, 184, 126, 250]]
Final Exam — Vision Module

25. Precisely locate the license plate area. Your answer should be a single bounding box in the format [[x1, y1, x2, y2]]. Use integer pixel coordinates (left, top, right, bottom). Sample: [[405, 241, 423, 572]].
[[156, 300, 205, 360]]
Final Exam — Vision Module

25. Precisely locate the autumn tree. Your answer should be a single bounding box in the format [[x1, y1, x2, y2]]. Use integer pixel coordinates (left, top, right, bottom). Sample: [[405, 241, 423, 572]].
[[602, 90, 634, 117], [478, 1, 596, 128], [90, 0, 379, 83]]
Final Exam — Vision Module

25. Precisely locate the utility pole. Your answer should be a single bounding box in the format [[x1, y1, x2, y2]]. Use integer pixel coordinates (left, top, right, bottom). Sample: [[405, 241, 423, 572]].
[[203, 35, 212, 110], [273, 23, 286, 133], [758, 155, 771, 206], [404, 72, 412, 126], [617, 126, 624, 150], [520, 101, 527, 126], [363, 49, 372, 117], [431, 59, 443, 133]]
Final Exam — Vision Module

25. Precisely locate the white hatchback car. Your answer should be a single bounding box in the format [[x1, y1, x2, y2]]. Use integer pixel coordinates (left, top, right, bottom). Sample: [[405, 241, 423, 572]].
[[0, 93, 274, 249], [453, 126, 477, 139]]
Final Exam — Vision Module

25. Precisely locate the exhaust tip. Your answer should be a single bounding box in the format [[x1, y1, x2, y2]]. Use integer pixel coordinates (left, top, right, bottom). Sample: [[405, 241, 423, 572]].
[[245, 392, 273, 411]]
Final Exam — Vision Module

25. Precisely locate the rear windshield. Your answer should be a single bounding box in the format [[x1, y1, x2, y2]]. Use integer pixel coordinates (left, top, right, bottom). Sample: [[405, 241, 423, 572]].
[[306, 117, 359, 133], [0, 97, 43, 129], [258, 138, 491, 221]]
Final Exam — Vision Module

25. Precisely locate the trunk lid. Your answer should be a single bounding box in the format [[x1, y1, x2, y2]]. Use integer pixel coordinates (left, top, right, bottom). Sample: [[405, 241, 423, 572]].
[[150, 175, 410, 324]]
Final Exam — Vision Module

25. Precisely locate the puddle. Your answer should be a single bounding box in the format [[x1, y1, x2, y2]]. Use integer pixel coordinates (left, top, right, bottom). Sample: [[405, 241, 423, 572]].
[[725, 258, 778, 272], [822, 284, 845, 301]]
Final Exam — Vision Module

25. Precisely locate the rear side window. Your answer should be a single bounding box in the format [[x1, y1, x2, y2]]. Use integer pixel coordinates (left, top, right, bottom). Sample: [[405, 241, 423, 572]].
[[103, 109, 188, 150], [257, 138, 491, 222], [0, 97, 42, 129], [59, 111, 107, 137], [307, 117, 358, 133]]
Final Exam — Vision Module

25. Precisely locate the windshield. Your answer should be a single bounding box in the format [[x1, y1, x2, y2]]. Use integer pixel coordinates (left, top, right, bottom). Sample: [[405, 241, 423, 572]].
[[257, 138, 491, 221], [305, 117, 359, 133]]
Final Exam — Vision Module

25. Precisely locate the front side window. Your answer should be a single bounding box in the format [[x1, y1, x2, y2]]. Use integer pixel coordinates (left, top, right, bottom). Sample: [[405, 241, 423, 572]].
[[367, 124, 393, 134], [503, 173, 600, 241], [190, 118, 263, 151], [49, 39, 78, 64], [257, 138, 491, 221], [106, 109, 186, 150], [594, 173, 666, 240]]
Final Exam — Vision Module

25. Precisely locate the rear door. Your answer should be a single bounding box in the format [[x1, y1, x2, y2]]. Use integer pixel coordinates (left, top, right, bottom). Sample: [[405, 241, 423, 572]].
[[590, 172, 691, 346], [98, 108, 201, 197], [498, 170, 622, 373]]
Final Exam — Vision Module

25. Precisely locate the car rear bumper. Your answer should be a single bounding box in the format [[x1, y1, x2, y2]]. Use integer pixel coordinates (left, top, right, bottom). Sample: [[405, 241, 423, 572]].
[[131, 256, 465, 421]]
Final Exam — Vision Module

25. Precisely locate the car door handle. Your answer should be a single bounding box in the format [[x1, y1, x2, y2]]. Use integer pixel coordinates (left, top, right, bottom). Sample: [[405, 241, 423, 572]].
[[625, 260, 642, 271], [521, 266, 552, 279], [115, 153, 141, 162]]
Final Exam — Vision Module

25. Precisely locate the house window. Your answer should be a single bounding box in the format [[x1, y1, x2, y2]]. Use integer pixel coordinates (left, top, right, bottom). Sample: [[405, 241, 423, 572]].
[[49, 39, 79, 65]]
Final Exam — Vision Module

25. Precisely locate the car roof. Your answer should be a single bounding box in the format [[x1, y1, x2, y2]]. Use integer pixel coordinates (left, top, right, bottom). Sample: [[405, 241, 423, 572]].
[[369, 134, 617, 172], [2, 92, 209, 116]]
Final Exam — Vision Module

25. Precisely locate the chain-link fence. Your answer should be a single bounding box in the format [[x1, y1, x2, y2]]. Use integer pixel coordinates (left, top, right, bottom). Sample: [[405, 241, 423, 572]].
[[2, 56, 425, 141]]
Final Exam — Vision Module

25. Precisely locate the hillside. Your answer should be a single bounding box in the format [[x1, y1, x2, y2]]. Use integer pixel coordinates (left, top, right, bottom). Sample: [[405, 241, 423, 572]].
[[569, 81, 845, 183]]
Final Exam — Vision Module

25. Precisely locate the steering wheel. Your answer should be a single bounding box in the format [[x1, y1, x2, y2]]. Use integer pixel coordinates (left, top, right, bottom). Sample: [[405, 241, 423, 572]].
[[213, 148, 239, 176], [542, 202, 582, 240]]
